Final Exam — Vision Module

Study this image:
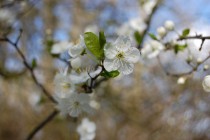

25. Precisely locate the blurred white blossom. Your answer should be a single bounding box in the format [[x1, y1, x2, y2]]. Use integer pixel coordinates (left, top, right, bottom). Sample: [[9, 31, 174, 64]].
[[141, 40, 164, 59], [117, 18, 146, 36], [157, 26, 167, 38], [0, 8, 15, 26], [164, 20, 175, 31], [77, 118, 96, 140], [54, 68, 75, 98], [56, 93, 92, 117], [142, 0, 157, 16], [51, 41, 72, 54], [202, 75, 210, 92]]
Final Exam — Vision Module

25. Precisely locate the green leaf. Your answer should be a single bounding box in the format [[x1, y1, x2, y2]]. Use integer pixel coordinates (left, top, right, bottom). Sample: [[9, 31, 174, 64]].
[[101, 70, 120, 78], [31, 59, 37, 68], [182, 28, 190, 37], [134, 31, 143, 45], [45, 39, 55, 53], [84, 32, 104, 60], [99, 31, 106, 48], [174, 44, 188, 54], [148, 33, 158, 41]]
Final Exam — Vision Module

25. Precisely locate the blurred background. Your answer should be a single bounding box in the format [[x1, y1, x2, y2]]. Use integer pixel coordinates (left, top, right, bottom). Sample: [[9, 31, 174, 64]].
[[1, 0, 210, 139]]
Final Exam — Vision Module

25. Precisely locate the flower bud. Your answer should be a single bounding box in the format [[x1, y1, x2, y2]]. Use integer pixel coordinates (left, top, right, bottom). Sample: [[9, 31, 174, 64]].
[[197, 58, 202, 64], [186, 55, 193, 63], [70, 57, 82, 69], [177, 77, 186, 85], [202, 75, 210, 92], [204, 65, 209, 71], [157, 26, 167, 38], [164, 20, 174, 31]]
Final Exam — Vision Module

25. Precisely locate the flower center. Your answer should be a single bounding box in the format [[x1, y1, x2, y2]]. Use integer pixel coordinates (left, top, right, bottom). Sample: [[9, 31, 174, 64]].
[[116, 52, 124, 59], [60, 82, 71, 89], [73, 101, 80, 107]]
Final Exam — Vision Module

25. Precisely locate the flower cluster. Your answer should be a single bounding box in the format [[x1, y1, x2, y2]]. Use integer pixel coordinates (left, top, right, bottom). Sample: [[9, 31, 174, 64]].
[[53, 32, 140, 118]]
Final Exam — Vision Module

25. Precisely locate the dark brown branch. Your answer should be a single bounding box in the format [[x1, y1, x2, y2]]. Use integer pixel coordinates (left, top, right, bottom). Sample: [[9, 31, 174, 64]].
[[26, 110, 59, 140], [177, 35, 210, 51]]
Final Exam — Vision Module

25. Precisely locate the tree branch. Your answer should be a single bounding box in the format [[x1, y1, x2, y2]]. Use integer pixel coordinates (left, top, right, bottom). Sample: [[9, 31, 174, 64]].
[[138, 0, 162, 50], [158, 53, 210, 77], [0, 30, 57, 103], [177, 35, 210, 51], [26, 110, 59, 140]]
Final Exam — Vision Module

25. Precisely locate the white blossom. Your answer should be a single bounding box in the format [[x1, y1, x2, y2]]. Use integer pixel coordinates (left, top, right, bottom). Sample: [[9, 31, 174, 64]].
[[0, 9, 15, 25], [51, 41, 72, 54], [103, 36, 140, 75], [77, 118, 96, 140], [141, 40, 164, 59], [142, 0, 157, 16], [164, 20, 175, 31], [117, 18, 146, 37], [68, 36, 85, 58], [54, 68, 75, 98], [202, 75, 210, 92], [129, 18, 147, 33], [56, 93, 92, 117], [157, 26, 167, 38]]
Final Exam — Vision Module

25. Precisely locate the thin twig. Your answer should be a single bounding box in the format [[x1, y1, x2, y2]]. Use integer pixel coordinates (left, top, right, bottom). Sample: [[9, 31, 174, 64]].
[[138, 0, 162, 50], [177, 35, 210, 51], [26, 110, 59, 140], [158, 53, 210, 77], [0, 30, 57, 103]]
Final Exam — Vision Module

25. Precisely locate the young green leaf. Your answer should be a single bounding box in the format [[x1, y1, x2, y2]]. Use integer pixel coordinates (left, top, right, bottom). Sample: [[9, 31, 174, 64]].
[[134, 31, 143, 45], [174, 44, 188, 54], [31, 58, 37, 69], [148, 33, 158, 41], [99, 31, 106, 48], [84, 32, 104, 60], [182, 28, 190, 37], [101, 70, 120, 78]]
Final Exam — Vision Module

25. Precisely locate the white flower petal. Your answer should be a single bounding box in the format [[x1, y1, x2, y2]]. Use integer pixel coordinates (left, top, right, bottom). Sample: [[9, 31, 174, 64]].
[[124, 47, 140, 63], [104, 43, 118, 59], [69, 71, 90, 84], [70, 57, 82, 69], [114, 36, 131, 52], [118, 61, 134, 75], [68, 36, 85, 58], [69, 108, 82, 117], [104, 58, 120, 72], [89, 66, 102, 78]]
